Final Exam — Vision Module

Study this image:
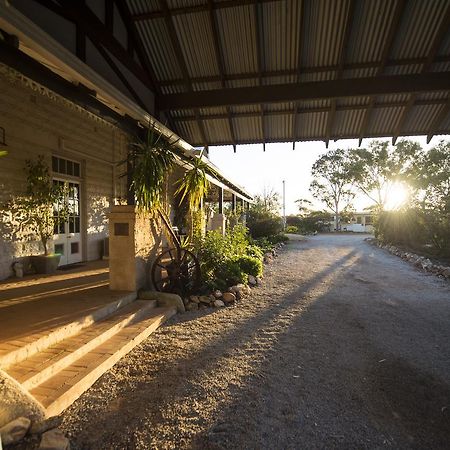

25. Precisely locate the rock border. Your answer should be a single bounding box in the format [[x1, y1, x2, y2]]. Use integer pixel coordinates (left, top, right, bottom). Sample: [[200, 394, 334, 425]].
[[365, 238, 450, 280], [183, 241, 287, 311]]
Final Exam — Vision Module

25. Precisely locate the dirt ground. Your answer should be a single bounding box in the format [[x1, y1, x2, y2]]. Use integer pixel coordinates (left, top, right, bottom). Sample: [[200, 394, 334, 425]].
[[61, 234, 450, 449]]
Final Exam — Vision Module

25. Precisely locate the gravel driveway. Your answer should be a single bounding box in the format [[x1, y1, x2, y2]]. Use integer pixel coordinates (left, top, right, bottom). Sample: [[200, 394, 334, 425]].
[[62, 234, 450, 450]]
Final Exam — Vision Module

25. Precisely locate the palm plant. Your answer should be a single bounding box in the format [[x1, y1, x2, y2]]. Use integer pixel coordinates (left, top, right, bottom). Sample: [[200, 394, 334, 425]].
[[175, 150, 210, 211], [127, 123, 176, 211]]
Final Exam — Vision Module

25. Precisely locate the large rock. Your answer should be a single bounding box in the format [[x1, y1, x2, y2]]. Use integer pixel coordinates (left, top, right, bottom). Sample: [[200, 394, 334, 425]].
[[248, 275, 257, 286], [138, 290, 185, 313], [39, 428, 70, 450], [0, 369, 45, 428], [199, 295, 211, 304], [0, 417, 31, 445], [30, 416, 62, 435], [186, 302, 198, 311], [222, 292, 236, 303], [214, 299, 225, 307]]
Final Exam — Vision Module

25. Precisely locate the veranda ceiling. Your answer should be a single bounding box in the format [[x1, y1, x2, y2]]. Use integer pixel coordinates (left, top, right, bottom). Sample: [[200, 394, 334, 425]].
[[126, 0, 450, 148]]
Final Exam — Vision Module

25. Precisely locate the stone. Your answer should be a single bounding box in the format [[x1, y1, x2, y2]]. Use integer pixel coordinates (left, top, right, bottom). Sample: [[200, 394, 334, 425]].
[[30, 416, 62, 435], [39, 428, 70, 450], [248, 275, 257, 286], [214, 300, 225, 307], [189, 295, 200, 304], [213, 290, 223, 298], [442, 268, 450, 278], [138, 290, 185, 313], [256, 277, 262, 286], [222, 292, 236, 303], [199, 295, 211, 304], [0, 417, 31, 445], [0, 369, 45, 428], [186, 302, 199, 311]]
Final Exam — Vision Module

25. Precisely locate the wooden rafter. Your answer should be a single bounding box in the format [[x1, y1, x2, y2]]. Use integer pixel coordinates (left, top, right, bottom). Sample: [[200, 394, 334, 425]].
[[158, 0, 208, 148], [207, 0, 237, 150], [292, 0, 305, 150], [90, 38, 148, 111], [171, 98, 450, 122], [427, 96, 450, 143], [36, 0, 155, 90], [158, 55, 450, 88], [325, 0, 356, 148], [358, 0, 407, 145], [132, 0, 284, 21], [254, 0, 266, 147], [158, 72, 450, 110], [392, 3, 450, 145]]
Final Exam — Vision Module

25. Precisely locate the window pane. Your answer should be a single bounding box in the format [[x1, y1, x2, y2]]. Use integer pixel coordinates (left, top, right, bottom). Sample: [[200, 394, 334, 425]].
[[69, 217, 75, 233], [71, 242, 79, 254], [67, 160, 73, 176], [59, 158, 66, 174], [74, 163, 80, 177], [52, 156, 58, 172], [75, 216, 80, 233]]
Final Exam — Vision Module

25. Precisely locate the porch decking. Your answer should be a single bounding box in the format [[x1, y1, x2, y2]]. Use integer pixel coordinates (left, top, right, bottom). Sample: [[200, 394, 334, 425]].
[[0, 261, 176, 417]]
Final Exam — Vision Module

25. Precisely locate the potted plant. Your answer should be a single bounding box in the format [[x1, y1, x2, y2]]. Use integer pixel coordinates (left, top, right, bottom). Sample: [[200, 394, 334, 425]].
[[7, 155, 67, 273]]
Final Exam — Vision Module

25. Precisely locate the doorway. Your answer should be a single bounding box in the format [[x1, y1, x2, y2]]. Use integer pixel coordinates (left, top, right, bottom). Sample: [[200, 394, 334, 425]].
[[53, 179, 82, 266]]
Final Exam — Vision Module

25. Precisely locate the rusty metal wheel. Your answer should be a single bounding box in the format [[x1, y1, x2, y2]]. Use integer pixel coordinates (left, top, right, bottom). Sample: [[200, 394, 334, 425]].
[[151, 247, 201, 297]]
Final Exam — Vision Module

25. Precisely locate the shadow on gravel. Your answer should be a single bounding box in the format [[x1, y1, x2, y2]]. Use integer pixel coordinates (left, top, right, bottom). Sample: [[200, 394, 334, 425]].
[[368, 357, 450, 449], [65, 249, 359, 448]]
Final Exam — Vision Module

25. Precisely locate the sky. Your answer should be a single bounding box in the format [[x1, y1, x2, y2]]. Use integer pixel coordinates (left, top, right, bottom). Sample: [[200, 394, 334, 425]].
[[208, 135, 445, 216]]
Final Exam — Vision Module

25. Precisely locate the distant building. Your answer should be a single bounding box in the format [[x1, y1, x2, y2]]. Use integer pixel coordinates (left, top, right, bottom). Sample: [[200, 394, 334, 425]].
[[342, 212, 374, 233]]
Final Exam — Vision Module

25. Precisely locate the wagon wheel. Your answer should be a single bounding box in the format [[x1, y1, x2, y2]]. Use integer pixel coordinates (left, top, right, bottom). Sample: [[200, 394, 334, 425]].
[[151, 248, 201, 297]]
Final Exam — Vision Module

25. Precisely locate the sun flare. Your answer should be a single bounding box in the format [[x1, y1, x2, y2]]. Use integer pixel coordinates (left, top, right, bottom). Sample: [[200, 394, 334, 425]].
[[384, 182, 410, 210]]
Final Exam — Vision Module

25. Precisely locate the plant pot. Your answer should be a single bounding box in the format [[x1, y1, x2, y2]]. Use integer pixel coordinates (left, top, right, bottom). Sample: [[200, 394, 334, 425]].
[[30, 254, 61, 274]]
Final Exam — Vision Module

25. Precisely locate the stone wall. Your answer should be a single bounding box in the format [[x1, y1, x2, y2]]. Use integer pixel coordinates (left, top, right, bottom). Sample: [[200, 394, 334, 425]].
[[0, 65, 128, 280]]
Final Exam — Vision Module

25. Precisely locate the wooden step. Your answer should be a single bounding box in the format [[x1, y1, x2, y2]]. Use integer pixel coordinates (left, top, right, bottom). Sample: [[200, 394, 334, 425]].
[[29, 306, 176, 417], [7, 300, 157, 390], [0, 291, 136, 369]]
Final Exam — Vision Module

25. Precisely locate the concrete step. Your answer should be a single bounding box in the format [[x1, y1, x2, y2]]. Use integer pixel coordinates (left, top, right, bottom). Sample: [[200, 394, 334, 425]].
[[7, 300, 157, 390], [29, 306, 176, 417], [0, 291, 136, 369]]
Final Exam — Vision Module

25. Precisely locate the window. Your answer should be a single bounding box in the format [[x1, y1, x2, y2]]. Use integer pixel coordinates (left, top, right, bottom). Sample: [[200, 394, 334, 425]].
[[52, 156, 80, 177], [356, 216, 362, 224], [365, 215, 373, 225]]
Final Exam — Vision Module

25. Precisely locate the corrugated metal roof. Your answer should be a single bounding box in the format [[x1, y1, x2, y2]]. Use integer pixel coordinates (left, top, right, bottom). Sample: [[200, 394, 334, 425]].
[[124, 0, 450, 146]]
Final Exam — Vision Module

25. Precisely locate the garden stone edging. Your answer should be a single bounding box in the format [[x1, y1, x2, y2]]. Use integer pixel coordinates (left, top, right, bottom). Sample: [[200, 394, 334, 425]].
[[365, 238, 450, 280]]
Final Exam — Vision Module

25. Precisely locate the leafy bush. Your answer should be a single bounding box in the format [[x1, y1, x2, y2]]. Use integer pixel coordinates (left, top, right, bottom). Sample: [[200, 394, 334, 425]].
[[196, 224, 264, 289], [236, 255, 263, 277], [268, 234, 289, 244], [285, 225, 299, 233], [246, 214, 282, 238]]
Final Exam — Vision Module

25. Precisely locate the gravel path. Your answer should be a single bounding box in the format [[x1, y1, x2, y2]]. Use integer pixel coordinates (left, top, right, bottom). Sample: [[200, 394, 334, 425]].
[[61, 234, 450, 450]]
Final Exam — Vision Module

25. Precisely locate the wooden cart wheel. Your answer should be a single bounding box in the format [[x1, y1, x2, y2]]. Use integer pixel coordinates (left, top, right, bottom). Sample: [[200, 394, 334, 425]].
[[151, 248, 201, 297]]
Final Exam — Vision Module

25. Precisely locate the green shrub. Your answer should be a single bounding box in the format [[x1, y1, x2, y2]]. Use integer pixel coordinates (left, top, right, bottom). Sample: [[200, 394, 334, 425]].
[[285, 225, 298, 233], [268, 234, 289, 244], [236, 255, 263, 277], [247, 216, 283, 238], [196, 224, 264, 289]]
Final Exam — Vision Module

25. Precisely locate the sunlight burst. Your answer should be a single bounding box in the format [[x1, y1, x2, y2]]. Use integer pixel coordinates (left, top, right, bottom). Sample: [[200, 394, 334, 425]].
[[384, 182, 410, 210]]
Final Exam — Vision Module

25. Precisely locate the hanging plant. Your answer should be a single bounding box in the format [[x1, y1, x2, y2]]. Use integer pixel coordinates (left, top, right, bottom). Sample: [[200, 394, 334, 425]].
[[175, 150, 210, 212], [126, 123, 177, 211]]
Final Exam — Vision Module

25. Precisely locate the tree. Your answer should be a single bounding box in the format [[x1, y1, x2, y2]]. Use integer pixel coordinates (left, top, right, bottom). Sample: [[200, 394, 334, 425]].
[[252, 186, 280, 215], [6, 156, 67, 255], [294, 198, 313, 217], [310, 148, 354, 231], [347, 140, 422, 210]]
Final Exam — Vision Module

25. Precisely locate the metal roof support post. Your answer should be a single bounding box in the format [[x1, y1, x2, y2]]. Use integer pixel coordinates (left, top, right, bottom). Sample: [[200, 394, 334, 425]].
[[231, 194, 236, 213], [218, 187, 224, 214]]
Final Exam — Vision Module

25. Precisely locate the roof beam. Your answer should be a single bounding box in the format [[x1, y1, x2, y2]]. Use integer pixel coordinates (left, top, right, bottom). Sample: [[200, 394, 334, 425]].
[[392, 3, 450, 145], [158, 55, 450, 88], [358, 0, 407, 145], [207, 0, 237, 149], [158, 0, 208, 148], [254, 1, 267, 147], [132, 0, 283, 21], [158, 72, 450, 110], [171, 98, 449, 121], [325, 0, 356, 148], [292, 0, 305, 149], [427, 96, 450, 143], [36, 0, 155, 90]]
